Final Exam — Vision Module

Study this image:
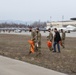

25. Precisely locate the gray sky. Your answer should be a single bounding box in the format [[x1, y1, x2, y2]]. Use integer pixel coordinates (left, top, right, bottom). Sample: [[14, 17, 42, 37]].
[[0, 0, 76, 21]]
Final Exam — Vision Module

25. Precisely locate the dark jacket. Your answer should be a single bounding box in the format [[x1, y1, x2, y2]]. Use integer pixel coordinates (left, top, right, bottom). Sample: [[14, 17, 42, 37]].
[[54, 31, 61, 43]]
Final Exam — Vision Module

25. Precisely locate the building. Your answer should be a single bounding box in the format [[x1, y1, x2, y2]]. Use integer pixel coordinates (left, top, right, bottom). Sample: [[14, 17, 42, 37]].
[[47, 20, 76, 28]]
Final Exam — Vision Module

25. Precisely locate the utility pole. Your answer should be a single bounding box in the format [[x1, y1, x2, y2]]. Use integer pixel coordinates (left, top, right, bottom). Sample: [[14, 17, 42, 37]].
[[50, 16, 52, 27], [62, 15, 64, 27]]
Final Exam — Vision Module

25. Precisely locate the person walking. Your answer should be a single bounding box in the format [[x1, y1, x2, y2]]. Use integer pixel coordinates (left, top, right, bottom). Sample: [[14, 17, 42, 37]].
[[35, 28, 41, 56], [28, 27, 36, 54], [47, 28, 53, 51], [53, 28, 61, 53], [61, 29, 66, 48]]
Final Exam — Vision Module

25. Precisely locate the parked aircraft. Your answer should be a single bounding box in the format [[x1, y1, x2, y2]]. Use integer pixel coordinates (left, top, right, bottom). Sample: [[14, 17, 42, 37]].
[[0, 28, 29, 33], [57, 25, 76, 33], [66, 25, 76, 32], [45, 25, 76, 33], [0, 25, 76, 33]]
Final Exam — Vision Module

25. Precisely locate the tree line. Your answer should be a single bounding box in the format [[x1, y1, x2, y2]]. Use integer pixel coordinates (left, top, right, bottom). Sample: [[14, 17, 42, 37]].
[[0, 21, 46, 28]]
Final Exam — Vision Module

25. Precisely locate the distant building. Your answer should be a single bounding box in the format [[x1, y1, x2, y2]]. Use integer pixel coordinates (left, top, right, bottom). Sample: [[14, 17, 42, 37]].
[[70, 18, 76, 20], [47, 20, 76, 28]]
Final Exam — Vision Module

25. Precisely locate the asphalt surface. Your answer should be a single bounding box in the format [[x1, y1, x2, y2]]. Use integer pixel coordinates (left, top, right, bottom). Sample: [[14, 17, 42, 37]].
[[0, 31, 76, 37], [0, 56, 67, 75]]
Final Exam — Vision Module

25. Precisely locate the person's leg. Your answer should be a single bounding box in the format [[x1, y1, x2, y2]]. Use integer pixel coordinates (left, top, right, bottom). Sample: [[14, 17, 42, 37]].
[[38, 42, 41, 54], [49, 47, 52, 51], [62, 40, 65, 48], [57, 43, 60, 52], [53, 42, 56, 52], [38, 47, 41, 54], [34, 44, 38, 52], [36, 47, 41, 56]]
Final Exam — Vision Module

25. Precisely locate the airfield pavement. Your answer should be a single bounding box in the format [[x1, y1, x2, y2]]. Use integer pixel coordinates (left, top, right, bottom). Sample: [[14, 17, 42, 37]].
[[0, 31, 76, 37], [0, 56, 67, 75]]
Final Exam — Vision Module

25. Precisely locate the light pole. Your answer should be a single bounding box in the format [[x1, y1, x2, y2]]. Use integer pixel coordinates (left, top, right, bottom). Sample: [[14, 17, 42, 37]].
[[62, 15, 64, 27], [50, 16, 52, 27]]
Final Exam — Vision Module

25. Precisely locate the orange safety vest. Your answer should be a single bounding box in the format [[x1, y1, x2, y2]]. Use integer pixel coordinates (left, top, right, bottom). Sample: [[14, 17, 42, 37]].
[[28, 40, 35, 53], [47, 41, 52, 48]]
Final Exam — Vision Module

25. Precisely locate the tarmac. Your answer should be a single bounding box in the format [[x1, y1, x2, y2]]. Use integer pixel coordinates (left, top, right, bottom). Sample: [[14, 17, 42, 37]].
[[0, 31, 76, 37], [0, 56, 67, 75]]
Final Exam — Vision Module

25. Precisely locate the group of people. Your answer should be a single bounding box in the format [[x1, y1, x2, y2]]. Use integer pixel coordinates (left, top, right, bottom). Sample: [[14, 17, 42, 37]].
[[28, 27, 65, 56], [29, 27, 41, 56]]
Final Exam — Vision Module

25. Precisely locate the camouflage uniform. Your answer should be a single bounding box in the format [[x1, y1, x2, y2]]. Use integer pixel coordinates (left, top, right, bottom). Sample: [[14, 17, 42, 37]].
[[61, 31, 66, 48], [29, 30, 36, 54], [31, 30, 36, 41], [35, 31, 41, 54], [47, 31, 53, 51]]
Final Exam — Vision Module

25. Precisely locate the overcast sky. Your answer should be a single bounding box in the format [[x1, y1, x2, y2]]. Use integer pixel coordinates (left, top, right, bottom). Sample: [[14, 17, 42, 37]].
[[0, 0, 76, 22]]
